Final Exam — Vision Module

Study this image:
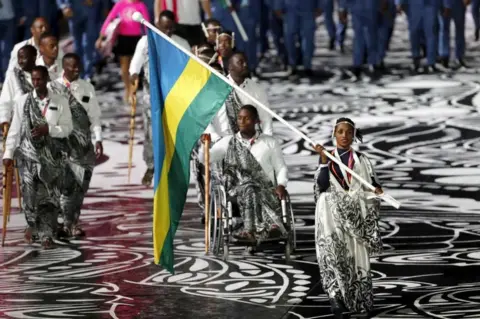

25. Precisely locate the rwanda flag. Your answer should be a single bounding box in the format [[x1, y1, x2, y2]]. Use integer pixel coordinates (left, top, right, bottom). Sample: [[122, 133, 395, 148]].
[[147, 29, 232, 273]]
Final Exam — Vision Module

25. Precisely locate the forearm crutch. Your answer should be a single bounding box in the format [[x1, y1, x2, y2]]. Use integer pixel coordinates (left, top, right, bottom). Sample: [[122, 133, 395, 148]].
[[127, 79, 139, 184]]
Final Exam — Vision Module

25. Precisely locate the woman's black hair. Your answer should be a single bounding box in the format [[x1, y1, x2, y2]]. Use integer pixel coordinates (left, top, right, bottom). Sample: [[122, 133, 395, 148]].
[[335, 117, 363, 142], [240, 104, 259, 121]]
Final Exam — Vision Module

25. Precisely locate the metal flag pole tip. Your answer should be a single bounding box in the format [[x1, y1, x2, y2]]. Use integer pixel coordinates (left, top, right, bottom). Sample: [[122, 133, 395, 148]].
[[132, 12, 144, 22]]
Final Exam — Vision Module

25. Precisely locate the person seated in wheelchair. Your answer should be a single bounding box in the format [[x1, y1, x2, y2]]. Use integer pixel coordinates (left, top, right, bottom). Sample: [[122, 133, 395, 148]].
[[201, 105, 288, 243]]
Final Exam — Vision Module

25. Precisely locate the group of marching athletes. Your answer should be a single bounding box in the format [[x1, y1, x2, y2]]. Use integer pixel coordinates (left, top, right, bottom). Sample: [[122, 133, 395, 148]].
[[131, 10, 383, 319], [0, 17, 103, 249], [0, 10, 385, 319]]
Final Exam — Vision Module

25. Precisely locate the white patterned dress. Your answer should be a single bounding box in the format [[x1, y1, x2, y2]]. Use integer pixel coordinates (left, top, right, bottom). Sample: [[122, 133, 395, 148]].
[[314, 149, 382, 313]]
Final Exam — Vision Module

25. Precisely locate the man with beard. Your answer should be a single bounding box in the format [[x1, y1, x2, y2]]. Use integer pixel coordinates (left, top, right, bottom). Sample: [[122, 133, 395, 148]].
[[3, 65, 73, 249], [1, 45, 37, 129], [50, 53, 103, 237]]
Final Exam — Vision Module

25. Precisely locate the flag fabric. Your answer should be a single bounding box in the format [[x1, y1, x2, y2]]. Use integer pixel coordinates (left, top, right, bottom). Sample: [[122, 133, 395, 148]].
[[147, 29, 232, 273]]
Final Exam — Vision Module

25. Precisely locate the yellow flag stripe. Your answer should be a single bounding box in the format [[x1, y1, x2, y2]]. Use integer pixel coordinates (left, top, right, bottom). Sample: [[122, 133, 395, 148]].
[[153, 59, 212, 264]]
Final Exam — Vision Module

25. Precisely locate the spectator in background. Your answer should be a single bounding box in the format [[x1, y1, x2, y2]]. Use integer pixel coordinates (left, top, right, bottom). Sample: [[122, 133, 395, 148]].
[[155, 0, 211, 46], [216, 30, 236, 74], [143, 0, 154, 22], [208, 0, 251, 56], [57, 0, 110, 81], [202, 18, 222, 47], [274, 0, 322, 80], [115, 0, 154, 20], [97, 0, 150, 103], [22, 0, 60, 39], [0, 0, 26, 83]]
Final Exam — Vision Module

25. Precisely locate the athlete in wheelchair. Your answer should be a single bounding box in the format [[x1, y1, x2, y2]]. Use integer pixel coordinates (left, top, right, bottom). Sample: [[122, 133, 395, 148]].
[[200, 105, 295, 258]]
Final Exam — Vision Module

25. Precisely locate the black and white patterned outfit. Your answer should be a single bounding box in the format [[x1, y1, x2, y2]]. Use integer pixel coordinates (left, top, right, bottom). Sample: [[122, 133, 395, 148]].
[[49, 80, 96, 229], [203, 132, 289, 241], [3, 90, 73, 240], [314, 149, 383, 313]]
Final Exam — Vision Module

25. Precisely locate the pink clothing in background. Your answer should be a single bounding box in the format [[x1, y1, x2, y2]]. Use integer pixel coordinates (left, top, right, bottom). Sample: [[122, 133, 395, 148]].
[[100, 0, 151, 37]]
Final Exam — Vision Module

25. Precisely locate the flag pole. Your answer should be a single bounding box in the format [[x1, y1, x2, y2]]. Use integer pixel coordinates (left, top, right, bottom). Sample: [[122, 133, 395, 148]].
[[224, 0, 249, 42], [131, 12, 400, 209]]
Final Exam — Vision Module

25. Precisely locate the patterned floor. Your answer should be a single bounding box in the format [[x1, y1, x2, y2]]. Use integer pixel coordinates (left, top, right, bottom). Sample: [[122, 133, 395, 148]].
[[2, 14, 480, 319]]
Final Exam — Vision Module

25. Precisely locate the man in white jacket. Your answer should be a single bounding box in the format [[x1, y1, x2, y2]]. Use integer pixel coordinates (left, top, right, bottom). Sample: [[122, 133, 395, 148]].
[[36, 33, 64, 81], [50, 53, 103, 238], [0, 45, 37, 129], [205, 51, 273, 143], [7, 17, 51, 73], [3, 65, 73, 249], [200, 105, 287, 241]]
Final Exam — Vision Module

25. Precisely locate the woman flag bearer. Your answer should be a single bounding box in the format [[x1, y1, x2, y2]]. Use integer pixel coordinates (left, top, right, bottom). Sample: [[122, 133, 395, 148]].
[[313, 117, 383, 319]]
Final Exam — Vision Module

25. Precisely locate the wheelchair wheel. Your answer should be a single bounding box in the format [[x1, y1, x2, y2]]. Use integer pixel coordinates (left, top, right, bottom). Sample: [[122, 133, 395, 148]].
[[209, 186, 226, 257], [283, 194, 295, 261], [285, 234, 292, 261], [222, 201, 232, 261], [223, 240, 229, 261]]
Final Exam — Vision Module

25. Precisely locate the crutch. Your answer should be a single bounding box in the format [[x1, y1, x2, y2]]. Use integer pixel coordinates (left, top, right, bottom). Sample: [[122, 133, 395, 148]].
[[127, 78, 139, 184]]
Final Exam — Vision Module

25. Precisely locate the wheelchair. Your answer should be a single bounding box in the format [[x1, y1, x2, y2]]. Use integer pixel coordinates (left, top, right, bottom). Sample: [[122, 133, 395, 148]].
[[205, 166, 297, 261]]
